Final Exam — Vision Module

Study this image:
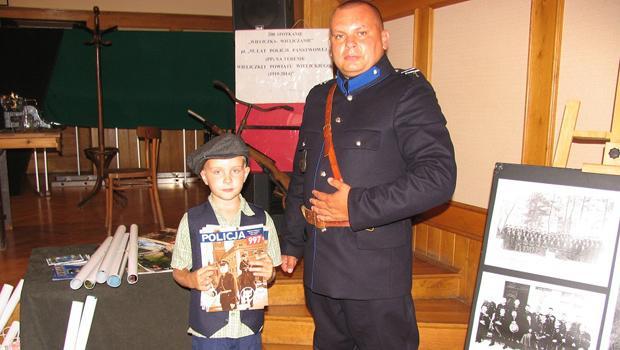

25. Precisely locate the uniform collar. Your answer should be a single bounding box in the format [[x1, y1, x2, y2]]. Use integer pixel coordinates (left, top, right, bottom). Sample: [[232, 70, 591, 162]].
[[336, 55, 393, 96]]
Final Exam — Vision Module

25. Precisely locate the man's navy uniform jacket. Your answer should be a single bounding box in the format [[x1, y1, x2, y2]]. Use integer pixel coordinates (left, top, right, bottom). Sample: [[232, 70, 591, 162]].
[[283, 55, 457, 300]]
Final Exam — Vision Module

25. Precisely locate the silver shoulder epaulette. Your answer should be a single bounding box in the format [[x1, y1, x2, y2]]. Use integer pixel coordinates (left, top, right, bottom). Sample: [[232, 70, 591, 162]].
[[401, 67, 420, 77]]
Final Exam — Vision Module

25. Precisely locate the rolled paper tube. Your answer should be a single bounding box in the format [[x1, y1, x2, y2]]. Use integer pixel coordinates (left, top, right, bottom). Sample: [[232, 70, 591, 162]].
[[63, 301, 83, 350], [70, 236, 113, 290], [111, 246, 129, 287], [83, 261, 101, 290], [1, 320, 19, 347], [127, 224, 139, 284], [0, 284, 14, 317], [106, 233, 129, 287], [75, 296, 97, 350], [0, 279, 23, 332], [96, 225, 126, 283]]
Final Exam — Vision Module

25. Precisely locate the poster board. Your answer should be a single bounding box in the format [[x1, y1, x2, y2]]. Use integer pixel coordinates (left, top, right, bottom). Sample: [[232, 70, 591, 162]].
[[234, 28, 332, 172], [465, 163, 620, 349]]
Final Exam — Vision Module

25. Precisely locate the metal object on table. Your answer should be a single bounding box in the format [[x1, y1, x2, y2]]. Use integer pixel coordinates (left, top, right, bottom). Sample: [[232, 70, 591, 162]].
[[1, 93, 53, 130]]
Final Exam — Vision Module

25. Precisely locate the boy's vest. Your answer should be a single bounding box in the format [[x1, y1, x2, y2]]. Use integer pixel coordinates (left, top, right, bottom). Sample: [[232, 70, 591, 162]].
[[188, 201, 266, 338]]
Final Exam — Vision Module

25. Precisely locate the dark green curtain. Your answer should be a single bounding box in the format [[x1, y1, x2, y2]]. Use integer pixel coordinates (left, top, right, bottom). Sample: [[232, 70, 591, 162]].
[[43, 29, 235, 130]]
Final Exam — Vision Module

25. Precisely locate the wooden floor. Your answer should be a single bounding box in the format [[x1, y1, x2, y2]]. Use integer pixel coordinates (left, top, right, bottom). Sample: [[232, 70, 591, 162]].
[[0, 178, 209, 286]]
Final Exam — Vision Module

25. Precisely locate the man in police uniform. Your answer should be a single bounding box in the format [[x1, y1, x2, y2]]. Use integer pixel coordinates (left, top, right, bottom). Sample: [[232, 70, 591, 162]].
[[281, 1, 456, 349]]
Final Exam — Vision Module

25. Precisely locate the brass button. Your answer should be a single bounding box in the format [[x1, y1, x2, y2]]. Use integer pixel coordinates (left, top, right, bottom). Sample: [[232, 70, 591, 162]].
[[347, 95, 353, 101], [302, 141, 306, 147], [355, 141, 361, 147], [320, 171, 326, 177], [335, 117, 342, 123]]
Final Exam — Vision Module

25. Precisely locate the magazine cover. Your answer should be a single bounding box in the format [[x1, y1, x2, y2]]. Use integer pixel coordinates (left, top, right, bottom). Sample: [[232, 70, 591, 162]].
[[137, 237, 174, 274], [199, 224, 270, 312], [51, 264, 84, 281]]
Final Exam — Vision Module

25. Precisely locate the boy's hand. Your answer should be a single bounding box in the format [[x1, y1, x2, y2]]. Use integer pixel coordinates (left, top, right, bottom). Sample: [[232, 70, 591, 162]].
[[248, 252, 274, 279], [190, 265, 217, 291]]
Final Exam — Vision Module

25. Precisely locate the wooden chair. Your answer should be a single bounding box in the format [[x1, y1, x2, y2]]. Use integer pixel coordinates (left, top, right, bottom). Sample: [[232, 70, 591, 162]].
[[105, 126, 164, 234]]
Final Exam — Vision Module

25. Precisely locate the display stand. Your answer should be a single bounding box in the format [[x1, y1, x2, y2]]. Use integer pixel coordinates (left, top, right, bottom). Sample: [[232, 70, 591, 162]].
[[553, 65, 620, 175]]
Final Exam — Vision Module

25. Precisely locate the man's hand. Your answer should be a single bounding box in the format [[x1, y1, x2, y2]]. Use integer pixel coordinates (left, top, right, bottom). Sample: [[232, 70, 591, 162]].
[[310, 177, 351, 222], [281, 255, 298, 274]]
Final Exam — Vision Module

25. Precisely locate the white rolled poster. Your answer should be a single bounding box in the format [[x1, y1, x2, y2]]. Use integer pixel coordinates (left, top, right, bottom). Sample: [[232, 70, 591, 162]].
[[126, 224, 139, 284], [96, 225, 126, 283], [75, 295, 97, 350], [106, 232, 129, 287], [0, 279, 23, 331], [69, 236, 113, 290], [63, 301, 83, 350], [0, 283, 14, 317], [1, 320, 19, 347]]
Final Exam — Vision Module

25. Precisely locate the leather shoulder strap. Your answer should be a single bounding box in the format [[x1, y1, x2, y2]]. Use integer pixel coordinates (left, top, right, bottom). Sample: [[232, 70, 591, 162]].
[[323, 83, 342, 181]]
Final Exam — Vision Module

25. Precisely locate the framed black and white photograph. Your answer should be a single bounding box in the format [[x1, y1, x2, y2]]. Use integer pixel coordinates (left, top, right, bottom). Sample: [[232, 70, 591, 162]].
[[468, 271, 606, 349], [601, 245, 620, 350], [465, 163, 620, 350], [485, 178, 620, 286]]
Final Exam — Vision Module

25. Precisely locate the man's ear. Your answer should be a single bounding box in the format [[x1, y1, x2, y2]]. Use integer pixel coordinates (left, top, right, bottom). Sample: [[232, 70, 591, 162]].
[[381, 30, 390, 51]]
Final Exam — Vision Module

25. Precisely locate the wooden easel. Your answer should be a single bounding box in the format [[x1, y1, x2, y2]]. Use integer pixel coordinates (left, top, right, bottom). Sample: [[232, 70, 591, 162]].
[[553, 65, 620, 175]]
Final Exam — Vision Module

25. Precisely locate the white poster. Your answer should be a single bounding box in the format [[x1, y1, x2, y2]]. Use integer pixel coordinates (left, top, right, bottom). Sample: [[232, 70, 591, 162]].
[[235, 29, 333, 103]]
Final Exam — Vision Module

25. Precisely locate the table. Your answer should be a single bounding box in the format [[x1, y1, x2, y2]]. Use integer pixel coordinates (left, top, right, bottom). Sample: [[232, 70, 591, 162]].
[[0, 130, 61, 249], [21, 244, 191, 349]]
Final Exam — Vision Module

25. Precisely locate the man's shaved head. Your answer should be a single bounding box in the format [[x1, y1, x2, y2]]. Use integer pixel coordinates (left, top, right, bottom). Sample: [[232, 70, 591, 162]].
[[332, 0, 384, 29]]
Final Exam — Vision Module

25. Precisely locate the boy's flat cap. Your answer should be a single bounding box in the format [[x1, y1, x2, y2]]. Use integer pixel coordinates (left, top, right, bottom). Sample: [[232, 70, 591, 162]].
[[187, 133, 249, 174]]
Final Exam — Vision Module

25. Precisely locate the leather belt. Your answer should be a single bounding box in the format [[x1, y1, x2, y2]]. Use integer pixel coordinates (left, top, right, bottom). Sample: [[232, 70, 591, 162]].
[[301, 205, 349, 229]]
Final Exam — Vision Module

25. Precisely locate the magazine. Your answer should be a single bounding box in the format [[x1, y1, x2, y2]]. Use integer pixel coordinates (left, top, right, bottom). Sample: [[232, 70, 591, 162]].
[[199, 224, 270, 313], [137, 237, 174, 274], [46, 254, 90, 266], [51, 264, 84, 281]]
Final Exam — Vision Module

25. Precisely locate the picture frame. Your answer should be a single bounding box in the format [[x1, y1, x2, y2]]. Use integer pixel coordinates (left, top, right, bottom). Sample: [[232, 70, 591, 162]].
[[465, 163, 620, 350], [0, 0, 7, 6]]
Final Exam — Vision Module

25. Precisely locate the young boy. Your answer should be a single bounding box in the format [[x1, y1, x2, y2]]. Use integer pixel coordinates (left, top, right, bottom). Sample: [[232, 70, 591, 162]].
[[171, 133, 282, 349]]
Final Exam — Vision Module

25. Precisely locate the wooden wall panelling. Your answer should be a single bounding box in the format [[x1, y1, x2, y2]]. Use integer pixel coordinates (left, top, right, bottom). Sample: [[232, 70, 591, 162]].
[[159, 129, 184, 172], [413, 222, 429, 253], [302, 0, 338, 28], [465, 239, 482, 303], [419, 202, 487, 241], [374, 0, 415, 21], [293, 0, 304, 28], [77, 127, 93, 172], [426, 225, 442, 260], [374, 0, 467, 21], [413, 6, 433, 79], [438, 229, 455, 267], [522, 0, 564, 166], [27, 126, 72, 174], [115, 128, 132, 168], [26, 128, 205, 175], [453, 234, 470, 300], [0, 7, 232, 31], [413, 201, 487, 303]]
